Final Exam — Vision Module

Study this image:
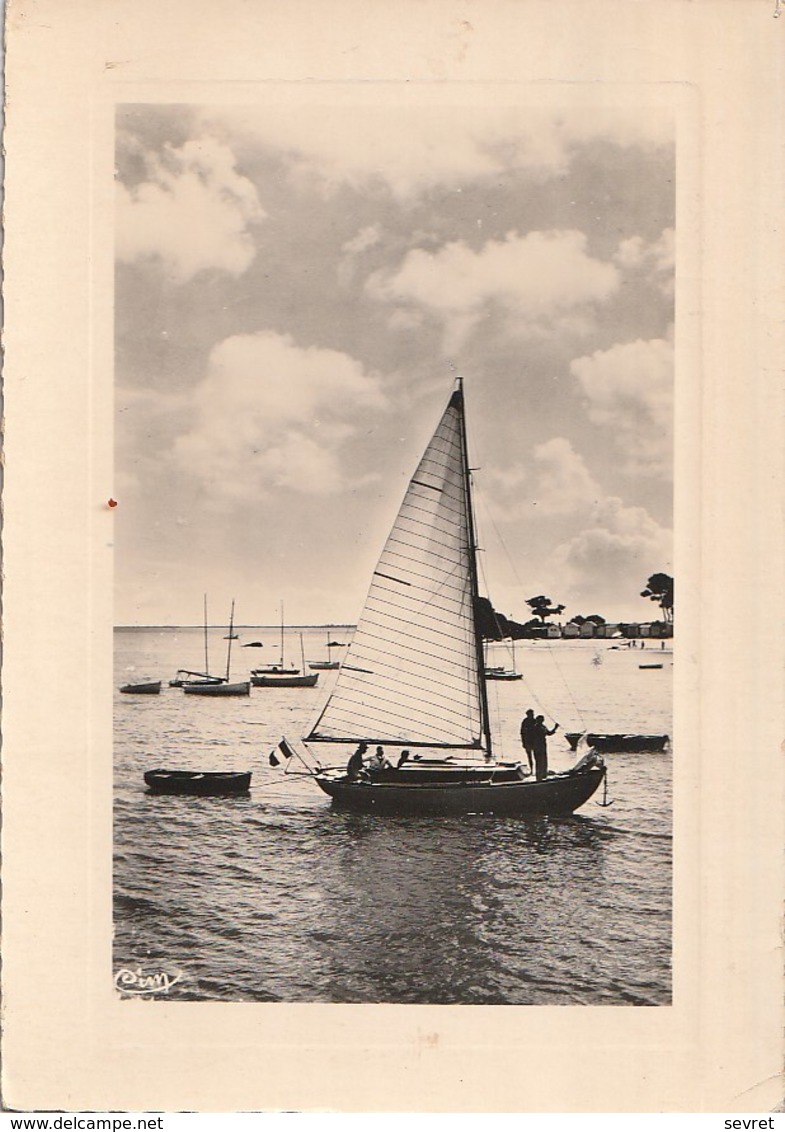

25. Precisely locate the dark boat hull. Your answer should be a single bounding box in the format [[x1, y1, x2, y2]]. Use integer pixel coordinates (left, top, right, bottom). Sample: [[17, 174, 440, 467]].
[[183, 681, 250, 696], [120, 681, 161, 694], [564, 732, 669, 753], [251, 673, 319, 687], [144, 770, 252, 795], [314, 762, 605, 815]]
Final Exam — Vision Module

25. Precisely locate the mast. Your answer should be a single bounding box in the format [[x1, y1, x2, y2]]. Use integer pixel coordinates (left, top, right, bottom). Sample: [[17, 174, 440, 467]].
[[203, 594, 209, 676], [455, 377, 494, 760], [225, 599, 236, 682], [279, 602, 285, 667]]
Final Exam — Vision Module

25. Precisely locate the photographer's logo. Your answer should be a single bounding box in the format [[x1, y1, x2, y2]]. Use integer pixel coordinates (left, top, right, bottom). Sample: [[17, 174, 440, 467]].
[[114, 966, 182, 995]]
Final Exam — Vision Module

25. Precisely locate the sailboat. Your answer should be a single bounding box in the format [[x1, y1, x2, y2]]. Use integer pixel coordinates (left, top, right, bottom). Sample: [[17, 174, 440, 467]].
[[169, 595, 226, 687], [308, 633, 343, 671], [251, 611, 318, 688], [484, 639, 523, 681], [184, 600, 250, 696], [272, 380, 605, 815]]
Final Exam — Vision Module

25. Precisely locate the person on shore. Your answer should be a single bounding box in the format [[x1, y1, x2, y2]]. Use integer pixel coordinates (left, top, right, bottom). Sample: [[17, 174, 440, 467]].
[[346, 741, 368, 780], [519, 709, 536, 774], [532, 715, 559, 781]]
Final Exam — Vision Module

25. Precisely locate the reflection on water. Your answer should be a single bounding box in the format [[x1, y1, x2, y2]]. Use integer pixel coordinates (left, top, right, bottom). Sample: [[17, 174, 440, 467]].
[[114, 628, 672, 1005]]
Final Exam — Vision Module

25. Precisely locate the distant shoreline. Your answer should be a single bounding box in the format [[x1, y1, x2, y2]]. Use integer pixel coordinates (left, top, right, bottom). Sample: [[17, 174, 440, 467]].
[[114, 624, 357, 631]]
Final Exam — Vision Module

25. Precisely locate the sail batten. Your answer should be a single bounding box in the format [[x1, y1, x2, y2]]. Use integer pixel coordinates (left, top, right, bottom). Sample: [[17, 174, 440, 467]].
[[307, 386, 487, 748]]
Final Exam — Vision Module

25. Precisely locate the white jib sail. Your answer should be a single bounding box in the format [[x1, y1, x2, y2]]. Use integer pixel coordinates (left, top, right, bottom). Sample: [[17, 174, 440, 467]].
[[308, 388, 484, 748]]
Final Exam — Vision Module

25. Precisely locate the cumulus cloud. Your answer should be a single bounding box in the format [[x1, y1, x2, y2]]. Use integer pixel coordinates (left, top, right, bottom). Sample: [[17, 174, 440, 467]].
[[338, 224, 383, 285], [116, 137, 265, 282], [614, 228, 674, 295], [341, 224, 383, 258], [483, 437, 601, 522], [570, 336, 673, 477], [367, 230, 619, 349], [172, 331, 387, 504], [549, 496, 673, 611], [480, 439, 671, 615], [201, 105, 671, 199]]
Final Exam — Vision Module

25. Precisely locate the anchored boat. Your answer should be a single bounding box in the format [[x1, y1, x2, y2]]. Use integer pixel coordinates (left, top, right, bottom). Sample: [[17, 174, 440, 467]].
[[184, 600, 250, 696], [144, 770, 252, 795], [251, 605, 319, 687], [271, 380, 605, 815], [119, 680, 162, 695], [565, 732, 669, 753]]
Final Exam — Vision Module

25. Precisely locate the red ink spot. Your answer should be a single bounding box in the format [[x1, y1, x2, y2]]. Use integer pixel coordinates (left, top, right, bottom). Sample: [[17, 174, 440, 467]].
[[108, 499, 118, 508]]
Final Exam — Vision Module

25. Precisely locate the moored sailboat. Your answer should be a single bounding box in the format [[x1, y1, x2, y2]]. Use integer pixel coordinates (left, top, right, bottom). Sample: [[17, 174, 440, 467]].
[[308, 633, 343, 670], [184, 600, 250, 696], [169, 595, 226, 687], [252, 613, 318, 688], [272, 380, 605, 815]]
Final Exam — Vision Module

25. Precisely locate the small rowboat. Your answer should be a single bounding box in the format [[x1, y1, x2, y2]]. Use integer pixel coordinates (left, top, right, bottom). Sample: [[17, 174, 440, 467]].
[[565, 732, 670, 753], [119, 681, 162, 695], [639, 663, 664, 670], [143, 770, 252, 795]]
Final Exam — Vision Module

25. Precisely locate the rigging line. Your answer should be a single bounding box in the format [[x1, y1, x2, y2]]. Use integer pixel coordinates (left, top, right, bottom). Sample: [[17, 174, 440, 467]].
[[380, 547, 468, 586], [362, 594, 474, 641], [389, 518, 464, 554], [353, 620, 476, 669], [410, 476, 461, 502], [320, 705, 477, 749], [401, 495, 465, 525], [332, 670, 476, 719], [330, 689, 475, 734], [371, 549, 471, 590], [329, 646, 477, 699], [371, 554, 471, 600], [318, 701, 477, 745], [417, 434, 462, 461], [385, 534, 469, 570], [369, 573, 470, 610], [472, 480, 588, 727], [541, 640, 588, 729], [359, 598, 475, 643], [332, 653, 478, 711]]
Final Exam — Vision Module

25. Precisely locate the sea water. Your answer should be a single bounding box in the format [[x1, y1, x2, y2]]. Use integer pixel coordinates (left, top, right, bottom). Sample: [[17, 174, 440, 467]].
[[114, 627, 672, 1004]]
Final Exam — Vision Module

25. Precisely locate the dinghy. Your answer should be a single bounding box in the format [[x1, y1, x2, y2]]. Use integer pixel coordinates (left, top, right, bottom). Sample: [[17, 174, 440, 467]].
[[144, 770, 252, 795], [119, 680, 161, 695], [564, 732, 670, 753], [272, 380, 605, 815]]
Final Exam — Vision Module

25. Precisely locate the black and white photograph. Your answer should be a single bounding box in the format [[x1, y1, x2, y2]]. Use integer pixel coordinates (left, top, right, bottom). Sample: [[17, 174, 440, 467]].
[[4, 0, 782, 1114], [113, 99, 675, 1006]]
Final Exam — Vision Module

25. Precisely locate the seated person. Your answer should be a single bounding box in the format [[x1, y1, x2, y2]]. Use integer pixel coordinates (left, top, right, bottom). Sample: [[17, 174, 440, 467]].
[[367, 745, 393, 771]]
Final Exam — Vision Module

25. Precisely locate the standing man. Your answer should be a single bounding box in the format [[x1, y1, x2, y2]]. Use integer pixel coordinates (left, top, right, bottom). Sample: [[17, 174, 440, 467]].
[[532, 715, 559, 781], [519, 708, 536, 774]]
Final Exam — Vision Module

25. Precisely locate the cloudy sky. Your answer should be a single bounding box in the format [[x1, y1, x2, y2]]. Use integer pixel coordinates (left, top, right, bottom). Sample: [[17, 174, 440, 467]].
[[115, 100, 673, 627]]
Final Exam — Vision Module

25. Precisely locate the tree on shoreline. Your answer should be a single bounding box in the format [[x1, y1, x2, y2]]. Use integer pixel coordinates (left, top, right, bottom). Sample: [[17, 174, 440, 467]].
[[525, 595, 566, 624], [641, 573, 674, 622]]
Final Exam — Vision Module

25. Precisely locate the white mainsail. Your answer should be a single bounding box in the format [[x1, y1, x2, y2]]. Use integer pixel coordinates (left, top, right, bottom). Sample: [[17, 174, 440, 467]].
[[307, 384, 488, 749]]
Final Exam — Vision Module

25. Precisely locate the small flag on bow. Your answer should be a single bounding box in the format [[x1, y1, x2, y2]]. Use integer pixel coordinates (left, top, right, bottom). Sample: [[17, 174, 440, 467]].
[[269, 738, 296, 768]]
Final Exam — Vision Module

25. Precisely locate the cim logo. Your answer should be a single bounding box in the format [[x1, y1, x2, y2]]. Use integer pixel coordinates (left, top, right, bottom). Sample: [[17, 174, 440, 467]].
[[114, 966, 183, 995]]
